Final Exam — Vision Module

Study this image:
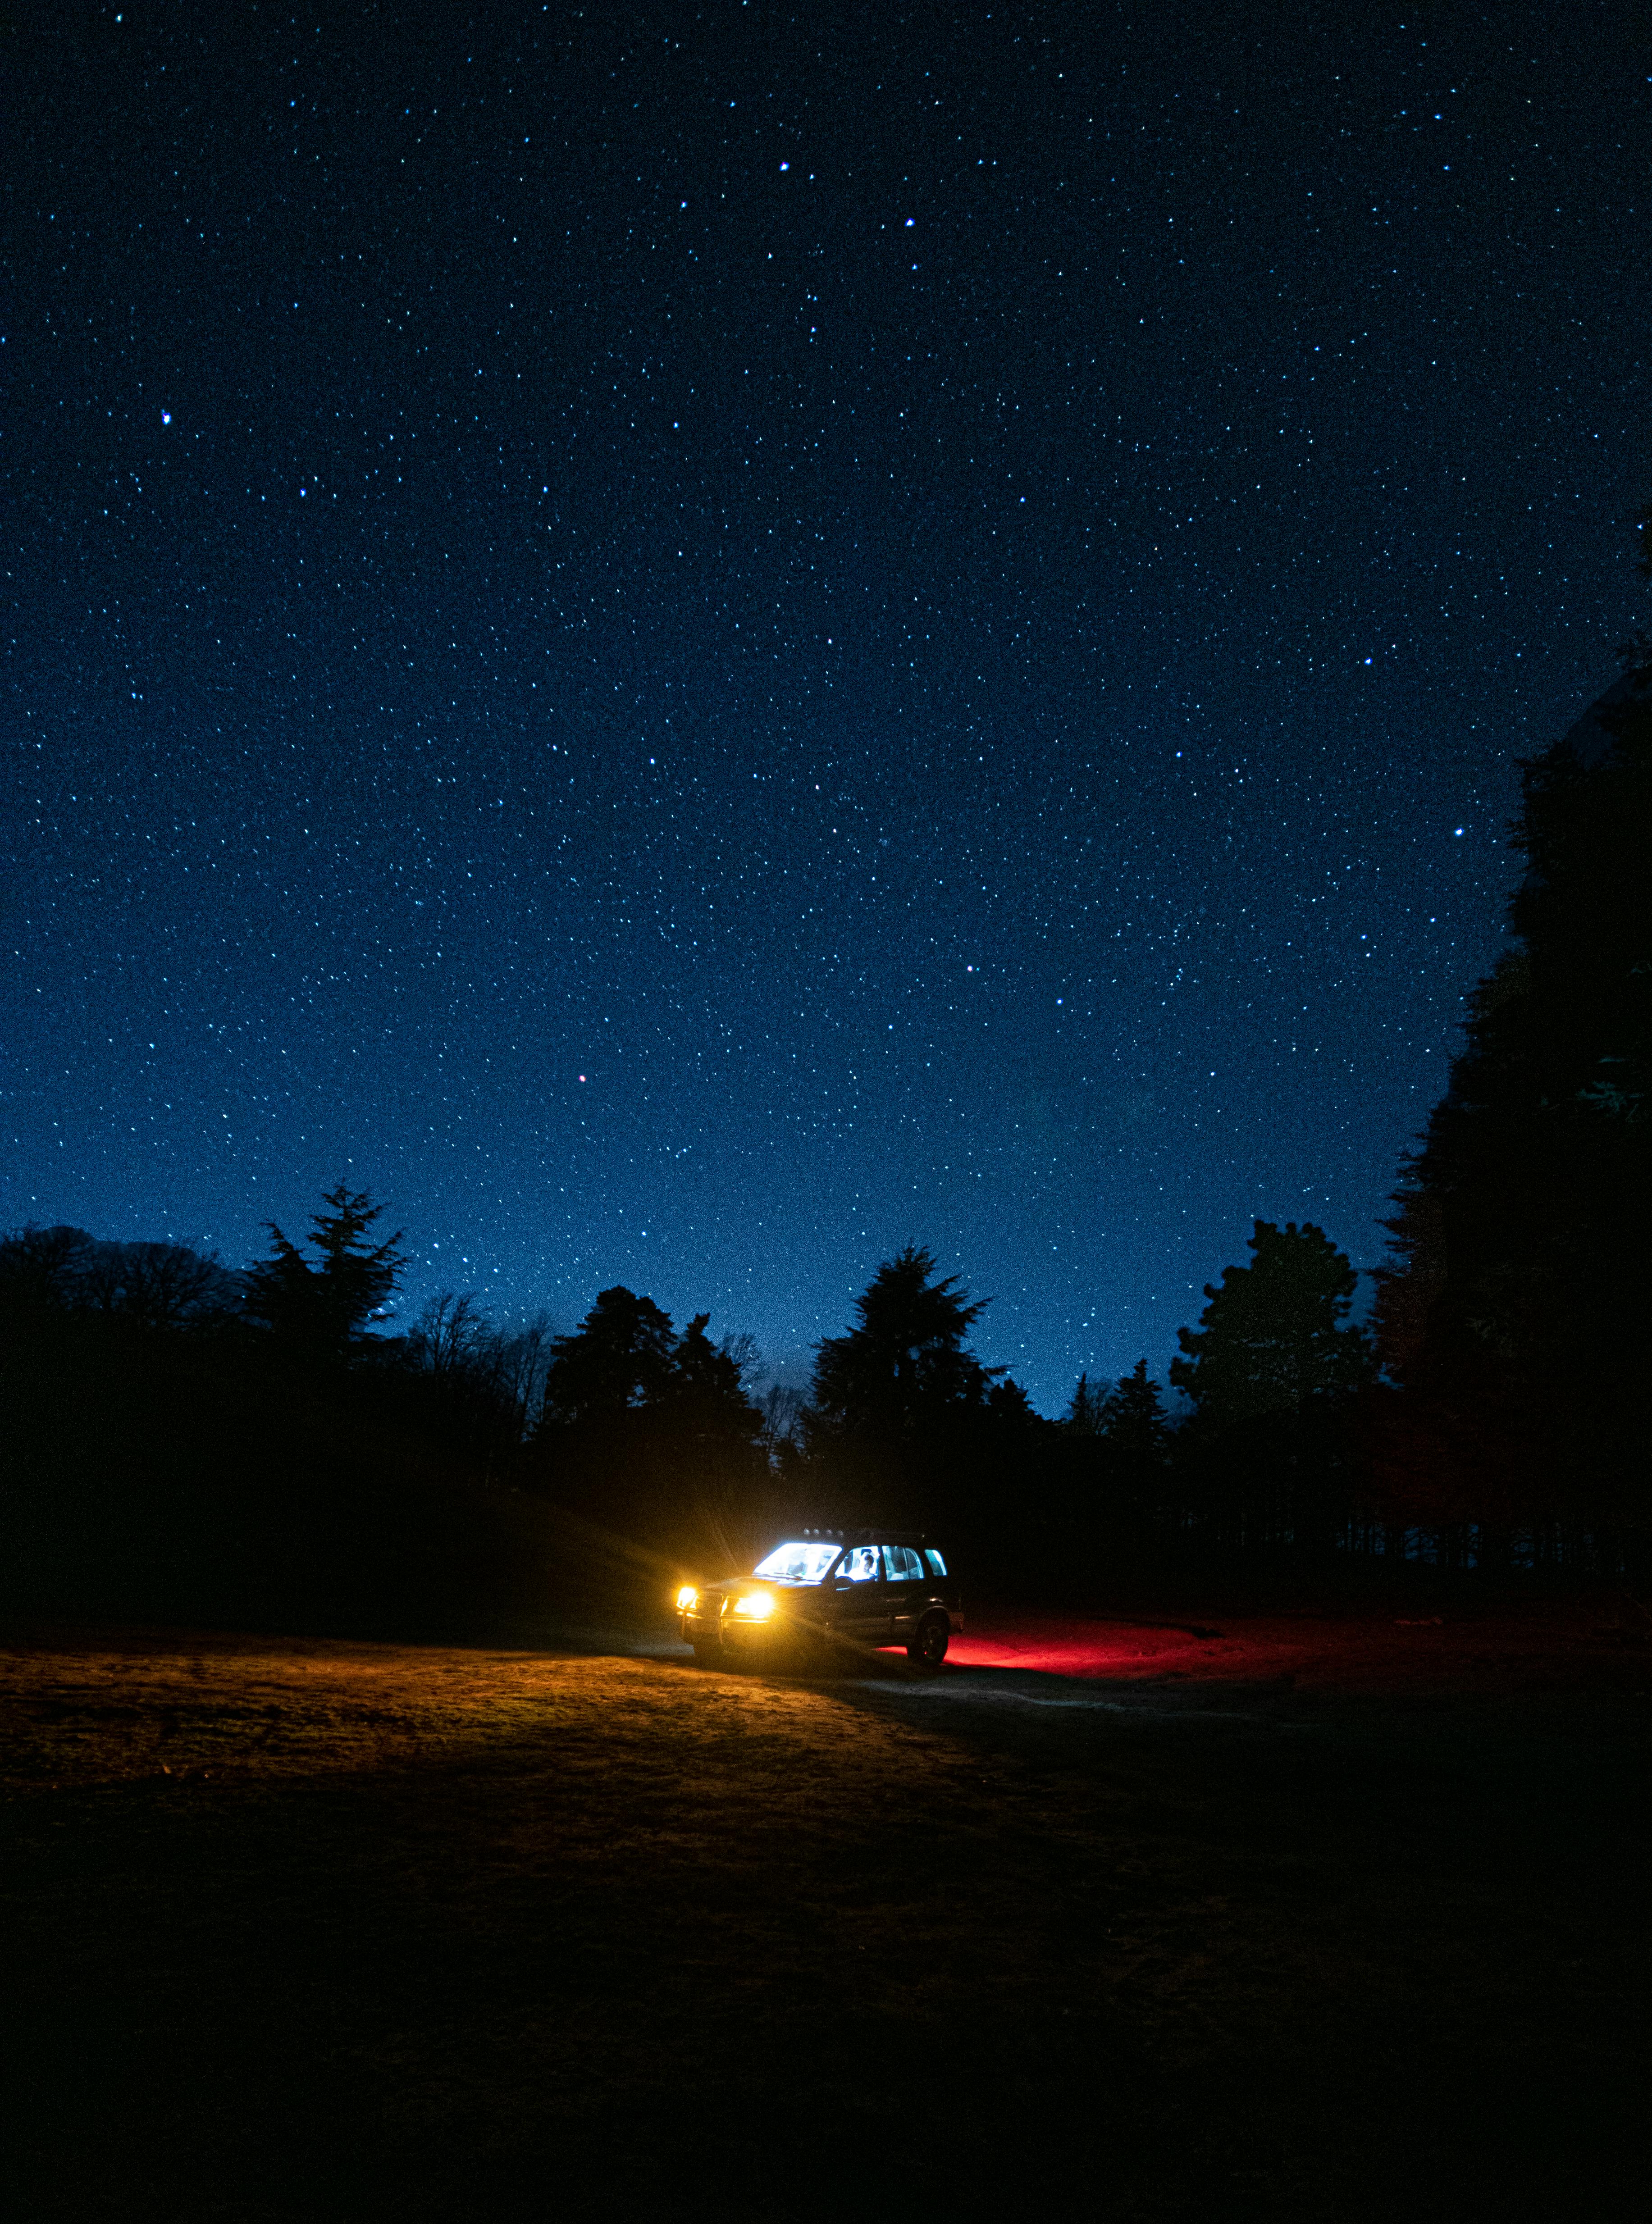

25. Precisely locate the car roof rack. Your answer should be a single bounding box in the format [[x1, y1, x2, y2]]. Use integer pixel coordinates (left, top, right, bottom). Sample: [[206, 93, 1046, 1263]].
[[799, 1527, 931, 1544]]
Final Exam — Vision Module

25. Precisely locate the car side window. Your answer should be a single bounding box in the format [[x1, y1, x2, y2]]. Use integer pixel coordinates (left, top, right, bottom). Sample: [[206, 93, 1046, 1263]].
[[883, 1545, 922, 1581], [923, 1548, 948, 1577], [837, 1545, 879, 1583]]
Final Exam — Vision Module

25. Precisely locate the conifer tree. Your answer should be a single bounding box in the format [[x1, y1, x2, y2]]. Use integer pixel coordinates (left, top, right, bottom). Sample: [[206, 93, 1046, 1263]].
[[1065, 1372, 1104, 1433], [538, 1286, 676, 1428], [804, 1245, 1008, 1529], [1171, 1221, 1372, 1429], [666, 1312, 764, 1453], [1096, 1359, 1171, 1466], [1374, 638, 1652, 1540], [243, 1184, 405, 1358], [808, 1244, 997, 1447]]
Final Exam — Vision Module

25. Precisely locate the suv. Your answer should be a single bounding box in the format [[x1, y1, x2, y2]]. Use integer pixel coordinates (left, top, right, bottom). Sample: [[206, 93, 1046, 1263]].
[[677, 1529, 962, 1670]]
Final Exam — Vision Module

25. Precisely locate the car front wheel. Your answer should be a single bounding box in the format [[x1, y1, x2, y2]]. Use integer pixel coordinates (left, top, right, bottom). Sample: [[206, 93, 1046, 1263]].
[[908, 1614, 949, 1666], [692, 1640, 723, 1668]]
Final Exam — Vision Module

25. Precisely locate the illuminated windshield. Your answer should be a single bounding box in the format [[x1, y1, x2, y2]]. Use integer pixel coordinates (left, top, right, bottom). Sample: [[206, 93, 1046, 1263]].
[[753, 1540, 841, 1584]]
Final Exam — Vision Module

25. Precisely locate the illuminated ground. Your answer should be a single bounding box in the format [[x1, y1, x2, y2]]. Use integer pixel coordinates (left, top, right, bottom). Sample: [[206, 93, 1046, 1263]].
[[2, 1609, 1647, 2221], [918, 1599, 1652, 1689]]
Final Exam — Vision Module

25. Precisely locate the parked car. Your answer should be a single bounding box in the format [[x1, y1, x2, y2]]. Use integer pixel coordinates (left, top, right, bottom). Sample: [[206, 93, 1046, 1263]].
[[677, 1529, 962, 1669]]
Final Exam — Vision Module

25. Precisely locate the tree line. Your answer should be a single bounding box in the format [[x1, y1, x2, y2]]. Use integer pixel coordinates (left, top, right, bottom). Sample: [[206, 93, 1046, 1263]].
[[3, 644, 1646, 1620], [0, 1191, 1365, 1616]]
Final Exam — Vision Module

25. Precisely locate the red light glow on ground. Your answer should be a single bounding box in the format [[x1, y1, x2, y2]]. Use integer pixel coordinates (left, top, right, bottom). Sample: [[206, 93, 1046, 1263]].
[[897, 1616, 1228, 1682], [878, 1605, 1641, 1696]]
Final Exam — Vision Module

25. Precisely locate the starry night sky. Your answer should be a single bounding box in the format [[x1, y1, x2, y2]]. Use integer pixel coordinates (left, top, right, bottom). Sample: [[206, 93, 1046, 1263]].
[[9, 4, 1649, 1406]]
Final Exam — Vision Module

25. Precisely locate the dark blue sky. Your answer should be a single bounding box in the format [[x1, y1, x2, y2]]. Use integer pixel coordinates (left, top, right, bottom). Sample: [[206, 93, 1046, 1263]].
[[9, 3, 1648, 1407]]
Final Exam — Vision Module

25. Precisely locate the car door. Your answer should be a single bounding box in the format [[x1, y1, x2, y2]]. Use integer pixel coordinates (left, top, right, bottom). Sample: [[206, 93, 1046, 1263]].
[[920, 1545, 959, 1629], [882, 1545, 924, 1641], [828, 1543, 888, 1645]]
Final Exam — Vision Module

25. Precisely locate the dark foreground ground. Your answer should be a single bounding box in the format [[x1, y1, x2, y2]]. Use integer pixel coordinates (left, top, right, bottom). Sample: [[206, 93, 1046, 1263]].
[[2, 1601, 1647, 2223]]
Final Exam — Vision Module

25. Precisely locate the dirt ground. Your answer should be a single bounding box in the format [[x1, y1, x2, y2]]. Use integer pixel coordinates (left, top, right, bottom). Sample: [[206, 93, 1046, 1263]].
[[2, 1605, 1647, 2222]]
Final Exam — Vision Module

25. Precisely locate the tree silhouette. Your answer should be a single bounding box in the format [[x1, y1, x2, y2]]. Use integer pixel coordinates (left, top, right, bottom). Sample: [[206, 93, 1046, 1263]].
[[1172, 1221, 1373, 1428], [803, 1245, 1011, 1530], [1065, 1372, 1104, 1433], [0, 1225, 96, 1321], [715, 1328, 764, 1390], [665, 1313, 763, 1448], [539, 1286, 676, 1429], [658, 1312, 770, 1566], [757, 1383, 806, 1467], [533, 1288, 774, 1566], [404, 1291, 556, 1483], [243, 1183, 406, 1359], [986, 1377, 1037, 1428], [0, 1227, 238, 1333], [808, 1244, 997, 1446], [1059, 1359, 1172, 1553], [408, 1290, 492, 1379], [79, 1240, 238, 1332], [1168, 1224, 1373, 1557], [1097, 1359, 1171, 1466], [1374, 647, 1652, 1549]]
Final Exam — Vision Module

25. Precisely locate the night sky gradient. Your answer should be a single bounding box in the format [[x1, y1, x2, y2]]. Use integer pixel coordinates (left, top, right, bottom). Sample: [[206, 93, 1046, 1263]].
[[10, 3, 1649, 1406]]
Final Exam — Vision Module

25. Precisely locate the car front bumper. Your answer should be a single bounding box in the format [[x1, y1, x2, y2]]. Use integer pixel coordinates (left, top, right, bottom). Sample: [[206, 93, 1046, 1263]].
[[682, 1602, 962, 1650], [682, 1610, 804, 1651]]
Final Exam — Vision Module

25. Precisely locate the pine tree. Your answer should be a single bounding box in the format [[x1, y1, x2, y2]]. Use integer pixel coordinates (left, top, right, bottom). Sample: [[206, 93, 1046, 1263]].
[[805, 1245, 1005, 1528], [1065, 1372, 1104, 1433], [538, 1286, 676, 1428], [661, 1313, 771, 1568], [1096, 1359, 1170, 1466], [1171, 1221, 1373, 1429], [666, 1313, 764, 1453], [1075, 1358, 1173, 1546], [808, 1245, 997, 1446], [1374, 649, 1652, 1543], [243, 1184, 405, 1358], [534, 1291, 773, 1565]]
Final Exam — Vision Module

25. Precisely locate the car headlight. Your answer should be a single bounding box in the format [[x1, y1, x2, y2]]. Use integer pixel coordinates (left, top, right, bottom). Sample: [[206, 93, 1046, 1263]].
[[675, 1586, 698, 1612], [732, 1591, 775, 1621]]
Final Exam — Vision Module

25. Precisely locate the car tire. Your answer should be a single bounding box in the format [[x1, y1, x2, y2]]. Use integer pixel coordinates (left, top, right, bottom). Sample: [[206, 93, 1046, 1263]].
[[692, 1641, 723, 1668], [908, 1614, 950, 1667]]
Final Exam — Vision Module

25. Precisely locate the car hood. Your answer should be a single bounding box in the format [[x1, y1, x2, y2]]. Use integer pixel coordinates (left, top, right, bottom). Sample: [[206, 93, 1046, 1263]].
[[696, 1581, 821, 1604]]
